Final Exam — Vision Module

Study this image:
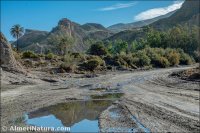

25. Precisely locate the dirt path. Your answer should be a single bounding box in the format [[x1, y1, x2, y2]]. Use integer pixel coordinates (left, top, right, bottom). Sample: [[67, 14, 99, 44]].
[[1, 66, 199, 132], [99, 66, 199, 132]]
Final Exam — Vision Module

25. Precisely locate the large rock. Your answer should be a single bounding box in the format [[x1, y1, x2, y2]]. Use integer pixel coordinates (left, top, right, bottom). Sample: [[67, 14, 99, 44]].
[[0, 32, 26, 73]]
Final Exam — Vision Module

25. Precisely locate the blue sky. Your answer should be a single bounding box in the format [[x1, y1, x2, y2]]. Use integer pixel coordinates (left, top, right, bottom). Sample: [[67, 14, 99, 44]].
[[1, 0, 184, 41]]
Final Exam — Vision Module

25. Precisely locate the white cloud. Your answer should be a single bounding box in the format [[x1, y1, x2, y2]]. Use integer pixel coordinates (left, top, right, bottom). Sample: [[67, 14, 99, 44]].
[[98, 2, 137, 11], [134, 1, 184, 21]]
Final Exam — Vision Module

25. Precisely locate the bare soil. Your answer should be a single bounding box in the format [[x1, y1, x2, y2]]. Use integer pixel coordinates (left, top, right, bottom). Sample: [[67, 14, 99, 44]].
[[1, 65, 199, 132]]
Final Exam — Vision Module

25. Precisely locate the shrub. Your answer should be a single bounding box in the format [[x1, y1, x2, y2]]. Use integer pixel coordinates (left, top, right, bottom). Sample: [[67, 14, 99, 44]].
[[89, 42, 108, 56], [23, 59, 33, 67], [70, 52, 86, 62], [132, 57, 140, 66], [13, 51, 21, 60], [159, 57, 170, 68], [103, 55, 114, 66], [80, 56, 105, 71], [152, 48, 165, 57], [35, 61, 48, 67], [46, 53, 55, 60], [103, 55, 125, 67], [60, 63, 76, 72], [22, 51, 38, 58], [167, 51, 180, 66], [193, 51, 200, 62], [71, 52, 81, 58], [59, 53, 84, 73], [104, 55, 120, 67], [120, 54, 138, 69], [63, 54, 74, 62], [115, 55, 128, 67], [148, 53, 169, 68], [179, 53, 193, 65], [38, 54, 45, 57], [85, 59, 100, 70], [134, 51, 151, 67], [107, 65, 113, 70]]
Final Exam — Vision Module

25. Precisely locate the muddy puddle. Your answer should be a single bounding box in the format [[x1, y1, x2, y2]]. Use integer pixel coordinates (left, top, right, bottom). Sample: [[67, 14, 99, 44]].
[[90, 93, 124, 100], [100, 104, 151, 133], [12, 91, 150, 132], [13, 91, 150, 132], [23, 100, 113, 132]]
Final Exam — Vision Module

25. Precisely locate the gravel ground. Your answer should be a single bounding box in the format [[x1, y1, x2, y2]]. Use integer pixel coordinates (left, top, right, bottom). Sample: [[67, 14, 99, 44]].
[[1, 65, 199, 132]]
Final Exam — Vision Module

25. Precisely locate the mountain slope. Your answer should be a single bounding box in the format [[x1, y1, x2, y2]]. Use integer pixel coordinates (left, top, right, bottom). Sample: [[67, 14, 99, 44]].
[[15, 18, 113, 53], [151, 0, 200, 29], [13, 29, 48, 49], [108, 10, 176, 33], [106, 29, 145, 43], [107, 0, 199, 43], [81, 23, 108, 32]]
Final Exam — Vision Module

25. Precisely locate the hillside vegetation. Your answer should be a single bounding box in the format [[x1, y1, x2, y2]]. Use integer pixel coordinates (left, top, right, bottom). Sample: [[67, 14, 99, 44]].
[[9, 0, 200, 73], [13, 25, 198, 73]]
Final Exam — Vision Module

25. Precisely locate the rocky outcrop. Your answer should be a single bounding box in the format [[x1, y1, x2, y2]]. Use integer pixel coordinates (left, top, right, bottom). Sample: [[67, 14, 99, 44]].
[[0, 32, 26, 73], [12, 29, 48, 49], [13, 18, 113, 53]]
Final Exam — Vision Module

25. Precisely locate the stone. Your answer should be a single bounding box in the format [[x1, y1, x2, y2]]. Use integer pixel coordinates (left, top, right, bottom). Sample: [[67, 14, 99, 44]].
[[0, 32, 26, 74]]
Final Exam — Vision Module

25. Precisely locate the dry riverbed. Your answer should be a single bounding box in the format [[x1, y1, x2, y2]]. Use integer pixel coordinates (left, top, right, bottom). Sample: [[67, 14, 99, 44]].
[[1, 66, 199, 132]]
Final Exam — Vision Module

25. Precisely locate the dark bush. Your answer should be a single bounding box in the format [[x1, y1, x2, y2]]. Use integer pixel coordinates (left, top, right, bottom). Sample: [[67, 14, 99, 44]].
[[179, 53, 193, 65], [79, 56, 105, 71], [193, 51, 200, 62], [71, 52, 81, 58], [22, 51, 38, 58], [103, 55, 116, 66], [89, 42, 108, 56], [70, 52, 86, 62], [60, 63, 76, 72], [115, 55, 128, 67]]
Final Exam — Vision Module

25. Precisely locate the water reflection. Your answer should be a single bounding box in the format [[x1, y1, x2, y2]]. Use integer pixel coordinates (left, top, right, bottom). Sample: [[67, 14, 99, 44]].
[[25, 100, 113, 132]]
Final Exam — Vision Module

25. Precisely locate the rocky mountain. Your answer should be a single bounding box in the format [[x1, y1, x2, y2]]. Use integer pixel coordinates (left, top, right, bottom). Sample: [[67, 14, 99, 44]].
[[13, 29, 48, 49], [13, 0, 199, 53], [0, 32, 25, 73], [15, 18, 113, 53], [106, 29, 145, 44], [151, 0, 200, 29], [81, 23, 108, 32], [108, 10, 176, 33], [106, 0, 199, 43]]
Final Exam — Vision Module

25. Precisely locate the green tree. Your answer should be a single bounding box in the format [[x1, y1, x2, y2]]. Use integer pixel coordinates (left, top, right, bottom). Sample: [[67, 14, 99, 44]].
[[147, 29, 161, 48], [130, 39, 147, 52], [58, 37, 73, 55], [104, 41, 113, 54], [10, 24, 24, 51], [113, 40, 128, 54], [130, 41, 138, 52], [47, 35, 73, 55]]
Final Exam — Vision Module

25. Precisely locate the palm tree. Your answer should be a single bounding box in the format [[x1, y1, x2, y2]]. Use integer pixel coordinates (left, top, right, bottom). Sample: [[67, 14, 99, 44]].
[[10, 24, 24, 51]]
